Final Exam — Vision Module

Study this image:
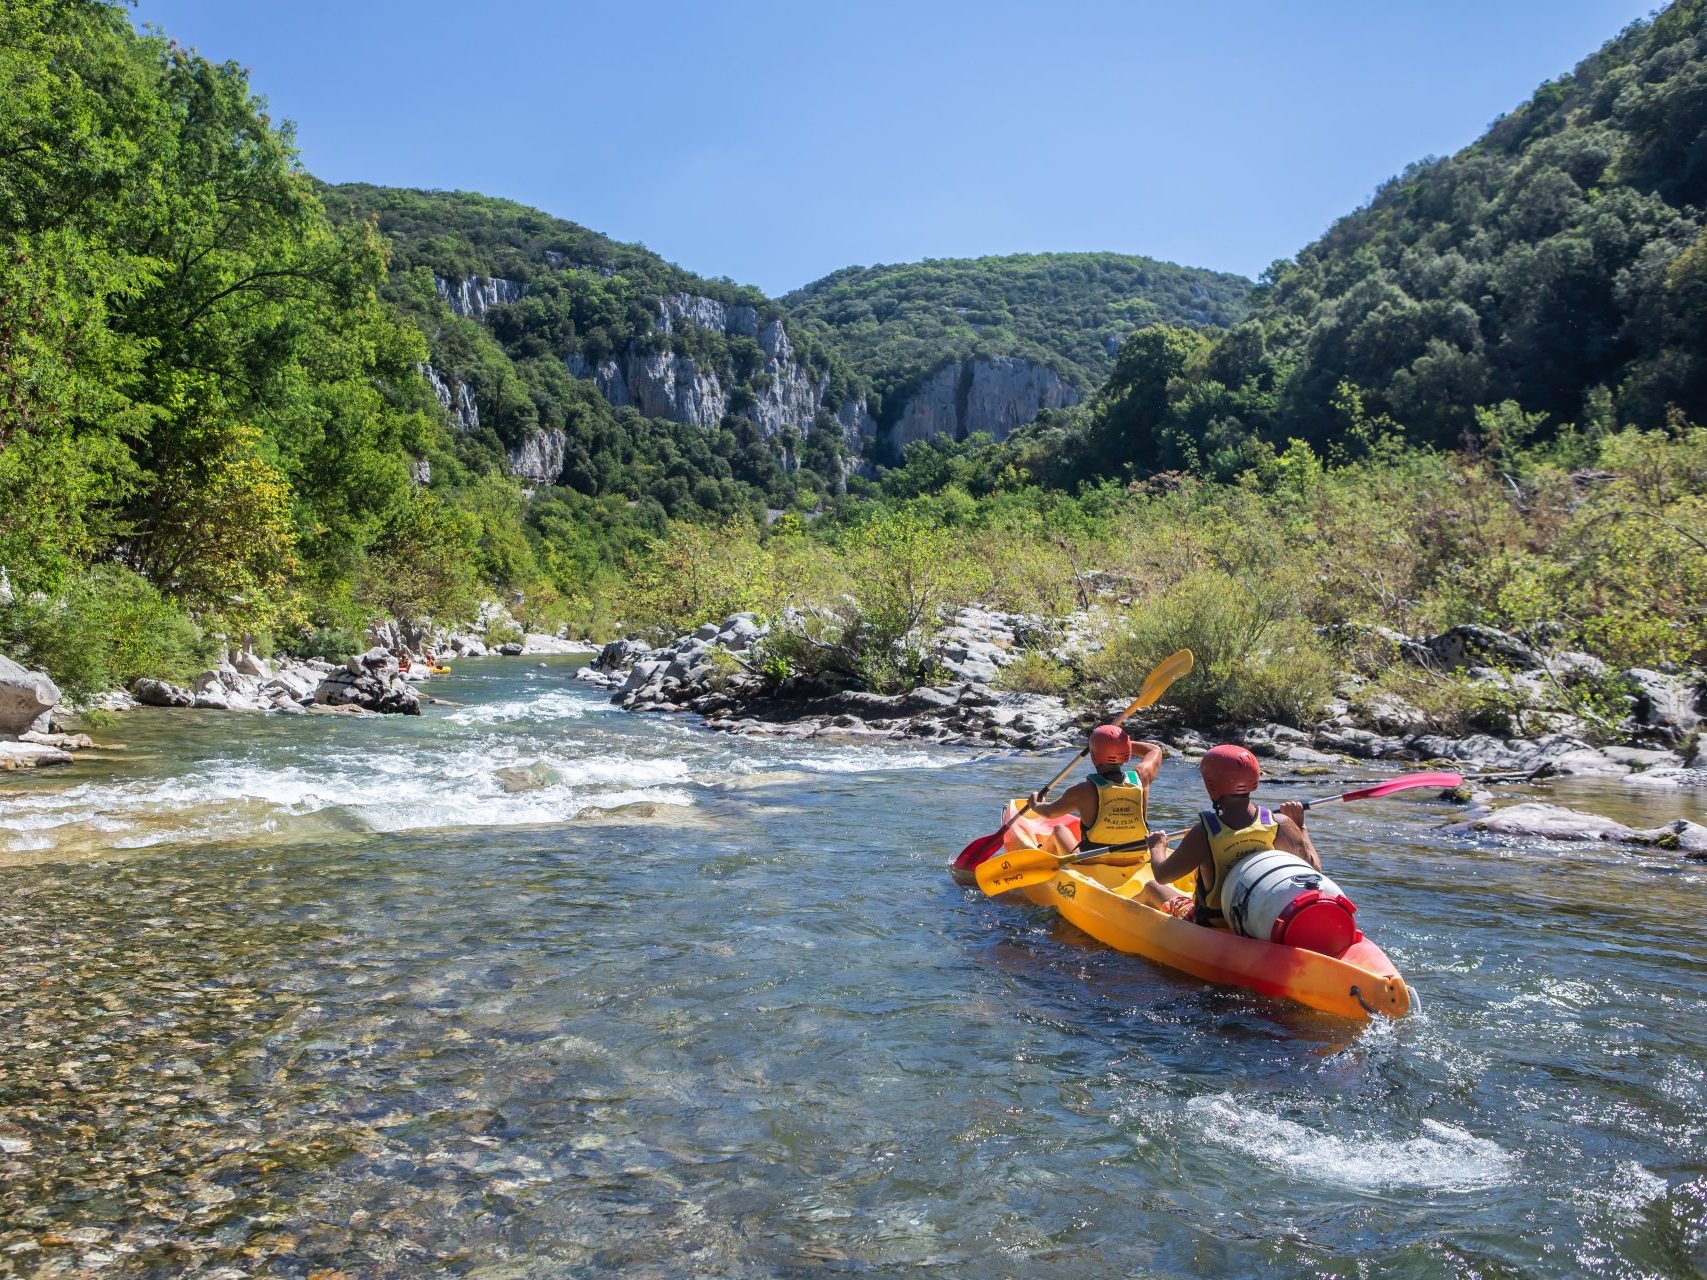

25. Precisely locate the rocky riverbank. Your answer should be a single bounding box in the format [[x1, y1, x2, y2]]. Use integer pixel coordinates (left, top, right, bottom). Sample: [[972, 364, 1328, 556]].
[[0, 599, 594, 766], [577, 610, 1706, 784], [576, 607, 1085, 750]]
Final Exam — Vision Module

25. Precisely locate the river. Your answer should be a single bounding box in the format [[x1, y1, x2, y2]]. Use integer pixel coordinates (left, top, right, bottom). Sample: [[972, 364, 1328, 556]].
[[1, 656, 1703, 1278]]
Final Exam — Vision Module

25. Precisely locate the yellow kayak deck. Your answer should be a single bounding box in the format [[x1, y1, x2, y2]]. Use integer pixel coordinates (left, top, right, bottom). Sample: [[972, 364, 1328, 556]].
[[964, 801, 1413, 1021]]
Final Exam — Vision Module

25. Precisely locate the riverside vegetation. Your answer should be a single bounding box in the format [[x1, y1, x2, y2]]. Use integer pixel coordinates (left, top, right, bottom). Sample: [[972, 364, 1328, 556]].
[[1, 0, 1705, 777]]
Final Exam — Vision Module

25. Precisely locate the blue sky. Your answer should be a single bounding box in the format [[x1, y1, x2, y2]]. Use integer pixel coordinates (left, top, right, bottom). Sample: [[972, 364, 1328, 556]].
[[128, 1, 1660, 295]]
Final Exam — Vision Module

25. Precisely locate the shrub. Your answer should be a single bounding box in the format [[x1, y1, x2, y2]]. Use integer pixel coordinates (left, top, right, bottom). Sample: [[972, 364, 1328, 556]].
[[0, 564, 212, 702], [1086, 569, 1338, 727], [278, 623, 364, 662], [702, 648, 747, 693], [620, 521, 772, 638], [994, 649, 1075, 696], [841, 507, 986, 690]]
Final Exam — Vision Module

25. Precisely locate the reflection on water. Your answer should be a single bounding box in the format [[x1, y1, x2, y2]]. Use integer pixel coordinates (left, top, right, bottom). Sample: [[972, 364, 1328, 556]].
[[0, 656, 1704, 1277]]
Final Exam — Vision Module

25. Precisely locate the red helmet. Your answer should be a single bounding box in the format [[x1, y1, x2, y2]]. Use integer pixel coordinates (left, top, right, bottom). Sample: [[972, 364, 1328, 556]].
[[1200, 744, 1260, 801], [1089, 724, 1132, 767]]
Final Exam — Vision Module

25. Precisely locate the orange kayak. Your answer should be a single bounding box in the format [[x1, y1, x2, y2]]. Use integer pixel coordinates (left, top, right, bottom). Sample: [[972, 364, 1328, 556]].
[[955, 800, 1415, 1021]]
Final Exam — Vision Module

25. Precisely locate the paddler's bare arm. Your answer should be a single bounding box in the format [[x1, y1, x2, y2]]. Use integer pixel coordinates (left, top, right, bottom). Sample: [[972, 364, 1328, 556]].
[[1275, 802, 1321, 870], [1149, 820, 1207, 884], [1129, 740, 1164, 787], [1028, 779, 1095, 820]]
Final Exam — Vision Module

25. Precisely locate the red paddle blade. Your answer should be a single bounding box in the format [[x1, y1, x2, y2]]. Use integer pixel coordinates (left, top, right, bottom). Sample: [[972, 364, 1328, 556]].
[[953, 830, 1006, 870], [1339, 771, 1463, 802]]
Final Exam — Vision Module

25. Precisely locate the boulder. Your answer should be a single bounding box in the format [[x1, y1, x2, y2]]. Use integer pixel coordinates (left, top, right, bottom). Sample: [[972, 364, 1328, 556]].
[[593, 638, 652, 673], [1550, 651, 1608, 681], [621, 659, 667, 692], [1622, 668, 1702, 744], [1447, 802, 1707, 855], [0, 654, 60, 736], [718, 617, 765, 652], [233, 651, 272, 680], [18, 730, 93, 750], [496, 642, 525, 657], [1312, 727, 1408, 760], [132, 677, 194, 708], [1358, 692, 1428, 735], [901, 686, 961, 713], [263, 667, 319, 702], [1423, 624, 1542, 672], [313, 667, 421, 715], [1407, 732, 1629, 775], [0, 741, 72, 770], [521, 633, 584, 654], [1449, 802, 1634, 842], [193, 666, 240, 695]]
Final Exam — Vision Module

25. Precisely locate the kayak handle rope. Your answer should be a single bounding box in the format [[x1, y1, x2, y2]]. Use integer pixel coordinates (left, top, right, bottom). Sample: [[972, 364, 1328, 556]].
[[1348, 985, 1380, 1017]]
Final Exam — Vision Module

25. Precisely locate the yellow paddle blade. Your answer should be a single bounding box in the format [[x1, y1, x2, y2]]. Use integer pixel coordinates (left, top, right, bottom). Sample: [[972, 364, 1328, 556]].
[[1120, 648, 1193, 720], [975, 847, 1065, 896]]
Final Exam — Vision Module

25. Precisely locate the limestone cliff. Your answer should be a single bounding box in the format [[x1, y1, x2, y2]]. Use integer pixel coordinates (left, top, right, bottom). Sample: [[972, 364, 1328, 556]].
[[507, 428, 568, 486], [884, 357, 1080, 451], [423, 358, 564, 486], [434, 274, 525, 320], [563, 290, 877, 450], [425, 274, 1076, 477], [422, 364, 479, 433]]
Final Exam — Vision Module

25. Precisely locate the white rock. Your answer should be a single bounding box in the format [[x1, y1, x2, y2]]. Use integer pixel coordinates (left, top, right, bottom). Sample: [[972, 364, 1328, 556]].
[[233, 651, 272, 680], [1449, 802, 1636, 842], [0, 741, 72, 770], [0, 654, 60, 736], [520, 633, 585, 655]]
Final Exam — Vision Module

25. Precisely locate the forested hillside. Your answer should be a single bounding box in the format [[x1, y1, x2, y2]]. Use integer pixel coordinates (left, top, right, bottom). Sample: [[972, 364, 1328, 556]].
[[323, 185, 866, 513], [1008, 0, 1707, 480], [783, 253, 1251, 424]]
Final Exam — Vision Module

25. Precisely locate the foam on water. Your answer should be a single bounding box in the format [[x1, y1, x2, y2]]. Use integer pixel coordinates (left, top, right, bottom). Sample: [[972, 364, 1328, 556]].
[[0, 672, 980, 856], [0, 734, 698, 851], [1187, 1092, 1518, 1192], [444, 689, 601, 726], [791, 745, 967, 774]]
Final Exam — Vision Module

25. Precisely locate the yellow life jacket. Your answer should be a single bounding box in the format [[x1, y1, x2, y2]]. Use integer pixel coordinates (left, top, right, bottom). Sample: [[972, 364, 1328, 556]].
[[1193, 805, 1279, 923], [1084, 768, 1149, 847]]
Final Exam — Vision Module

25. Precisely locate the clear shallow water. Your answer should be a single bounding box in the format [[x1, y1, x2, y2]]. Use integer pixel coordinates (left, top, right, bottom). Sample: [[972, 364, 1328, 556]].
[[1, 658, 1704, 1278]]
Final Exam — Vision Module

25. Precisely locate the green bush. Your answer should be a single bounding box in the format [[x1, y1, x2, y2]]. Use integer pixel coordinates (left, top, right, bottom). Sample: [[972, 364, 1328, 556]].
[[278, 623, 364, 662], [1086, 569, 1338, 727], [994, 649, 1075, 696], [0, 565, 212, 702]]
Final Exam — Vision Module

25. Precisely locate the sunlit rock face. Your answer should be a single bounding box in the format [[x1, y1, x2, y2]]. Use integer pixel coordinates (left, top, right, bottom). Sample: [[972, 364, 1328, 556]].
[[507, 428, 568, 486], [885, 356, 1080, 450], [564, 293, 875, 453], [433, 274, 525, 320], [422, 364, 479, 433]]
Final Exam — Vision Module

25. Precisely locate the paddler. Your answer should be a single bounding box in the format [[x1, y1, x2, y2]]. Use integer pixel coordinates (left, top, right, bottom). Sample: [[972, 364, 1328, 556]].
[[1139, 743, 1319, 925], [1025, 724, 1167, 861]]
